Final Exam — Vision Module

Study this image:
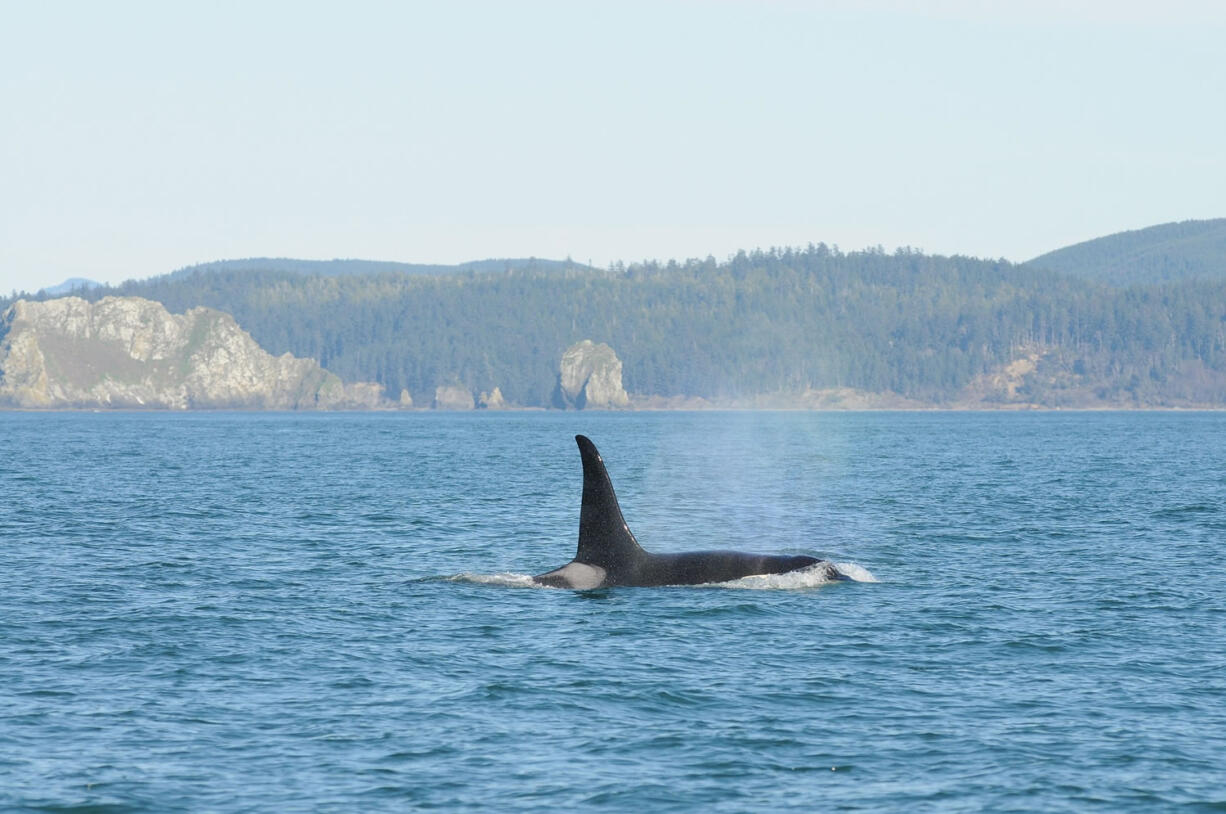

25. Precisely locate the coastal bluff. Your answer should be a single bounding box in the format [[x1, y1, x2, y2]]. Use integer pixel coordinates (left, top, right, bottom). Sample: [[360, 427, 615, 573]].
[[0, 296, 383, 409]]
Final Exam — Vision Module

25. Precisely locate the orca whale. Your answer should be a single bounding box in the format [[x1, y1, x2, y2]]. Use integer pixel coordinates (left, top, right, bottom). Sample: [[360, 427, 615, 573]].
[[533, 435, 846, 589]]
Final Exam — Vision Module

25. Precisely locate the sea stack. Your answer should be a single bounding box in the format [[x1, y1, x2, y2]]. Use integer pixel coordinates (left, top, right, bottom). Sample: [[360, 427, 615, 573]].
[[554, 340, 630, 409]]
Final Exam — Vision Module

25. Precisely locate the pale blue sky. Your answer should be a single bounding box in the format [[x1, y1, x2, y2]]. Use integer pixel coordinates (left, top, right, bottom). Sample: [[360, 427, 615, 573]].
[[2, 0, 1224, 293]]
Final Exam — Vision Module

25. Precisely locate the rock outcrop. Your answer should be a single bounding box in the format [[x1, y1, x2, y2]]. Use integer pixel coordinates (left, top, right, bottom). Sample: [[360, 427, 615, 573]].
[[0, 296, 384, 409], [433, 385, 475, 410], [477, 386, 506, 409], [554, 340, 630, 409]]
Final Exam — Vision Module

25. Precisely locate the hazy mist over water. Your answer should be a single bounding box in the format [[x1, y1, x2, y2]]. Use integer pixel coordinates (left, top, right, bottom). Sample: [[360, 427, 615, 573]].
[[2, 411, 1224, 811]]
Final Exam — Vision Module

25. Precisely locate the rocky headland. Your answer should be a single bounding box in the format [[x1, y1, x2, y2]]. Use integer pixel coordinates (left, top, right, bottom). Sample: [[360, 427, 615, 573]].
[[0, 297, 384, 409]]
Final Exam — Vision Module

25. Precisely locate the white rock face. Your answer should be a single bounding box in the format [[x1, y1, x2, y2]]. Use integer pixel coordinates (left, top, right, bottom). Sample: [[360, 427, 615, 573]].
[[433, 385, 475, 410], [0, 296, 385, 409], [556, 340, 630, 409]]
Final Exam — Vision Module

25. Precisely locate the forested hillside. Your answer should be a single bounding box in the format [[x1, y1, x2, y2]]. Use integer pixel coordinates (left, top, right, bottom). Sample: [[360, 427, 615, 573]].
[[10, 245, 1226, 407], [1027, 219, 1226, 286]]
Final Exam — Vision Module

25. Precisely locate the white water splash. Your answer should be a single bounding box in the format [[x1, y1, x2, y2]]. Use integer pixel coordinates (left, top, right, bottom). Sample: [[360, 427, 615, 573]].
[[711, 562, 877, 590], [833, 562, 879, 582], [448, 572, 544, 588]]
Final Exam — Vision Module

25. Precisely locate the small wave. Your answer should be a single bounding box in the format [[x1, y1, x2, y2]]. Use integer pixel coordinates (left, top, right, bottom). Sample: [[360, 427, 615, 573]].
[[1153, 504, 1218, 519]]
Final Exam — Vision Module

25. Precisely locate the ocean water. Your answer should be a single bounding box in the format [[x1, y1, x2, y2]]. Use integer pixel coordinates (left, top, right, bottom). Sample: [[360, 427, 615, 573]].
[[2, 411, 1224, 812]]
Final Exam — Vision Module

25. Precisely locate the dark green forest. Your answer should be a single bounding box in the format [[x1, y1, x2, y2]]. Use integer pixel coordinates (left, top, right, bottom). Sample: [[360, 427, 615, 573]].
[[8, 243, 1226, 407], [1027, 219, 1226, 286]]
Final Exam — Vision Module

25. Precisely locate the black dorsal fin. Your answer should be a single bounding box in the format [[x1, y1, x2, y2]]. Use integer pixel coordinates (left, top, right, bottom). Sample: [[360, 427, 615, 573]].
[[574, 435, 647, 571]]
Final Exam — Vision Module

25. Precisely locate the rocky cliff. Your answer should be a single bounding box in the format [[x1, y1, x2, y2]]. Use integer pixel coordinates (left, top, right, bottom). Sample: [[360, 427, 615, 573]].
[[554, 340, 630, 409], [0, 296, 385, 409]]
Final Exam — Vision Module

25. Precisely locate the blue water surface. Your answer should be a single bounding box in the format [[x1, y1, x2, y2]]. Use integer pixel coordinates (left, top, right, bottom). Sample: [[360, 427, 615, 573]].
[[1, 411, 1224, 812]]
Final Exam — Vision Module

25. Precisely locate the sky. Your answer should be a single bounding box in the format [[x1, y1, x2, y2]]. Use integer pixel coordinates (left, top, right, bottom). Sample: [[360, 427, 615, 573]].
[[2, 0, 1224, 294]]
